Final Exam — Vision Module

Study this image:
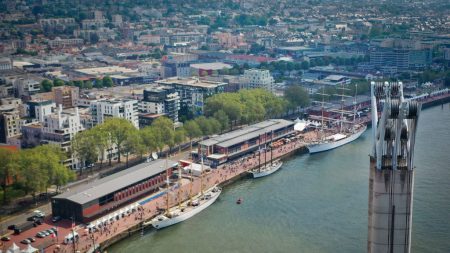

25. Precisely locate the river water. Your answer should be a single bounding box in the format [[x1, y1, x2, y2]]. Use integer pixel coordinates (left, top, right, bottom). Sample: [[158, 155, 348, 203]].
[[110, 104, 450, 253]]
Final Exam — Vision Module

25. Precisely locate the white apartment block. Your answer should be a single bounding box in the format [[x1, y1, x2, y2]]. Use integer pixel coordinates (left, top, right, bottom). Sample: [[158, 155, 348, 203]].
[[0, 105, 21, 143], [90, 99, 139, 128], [140, 101, 165, 115], [27, 100, 56, 123], [42, 105, 84, 169], [243, 69, 274, 91], [48, 38, 84, 48], [0, 58, 12, 70], [14, 78, 41, 96]]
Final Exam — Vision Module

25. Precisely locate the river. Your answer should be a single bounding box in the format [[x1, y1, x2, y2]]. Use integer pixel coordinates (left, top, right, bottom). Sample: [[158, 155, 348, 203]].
[[109, 104, 450, 253]]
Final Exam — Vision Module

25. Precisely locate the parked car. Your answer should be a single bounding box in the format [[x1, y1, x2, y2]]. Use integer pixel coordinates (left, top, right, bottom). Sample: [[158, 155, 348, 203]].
[[46, 229, 54, 235], [42, 231, 50, 236], [14, 228, 22, 235], [7, 224, 16, 230], [36, 232, 45, 238], [33, 210, 45, 218], [1, 236, 10, 241], [27, 216, 37, 222], [20, 239, 31, 244], [52, 216, 61, 223], [27, 237, 36, 242]]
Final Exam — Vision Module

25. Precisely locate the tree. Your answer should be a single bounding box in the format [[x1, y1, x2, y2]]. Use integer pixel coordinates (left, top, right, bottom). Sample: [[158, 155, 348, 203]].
[[90, 33, 99, 44], [35, 145, 74, 193], [41, 79, 53, 92], [94, 78, 103, 88], [84, 80, 93, 89], [0, 148, 19, 204], [74, 80, 84, 89], [17, 145, 72, 202], [284, 85, 311, 111], [53, 79, 65, 87], [103, 118, 136, 163], [152, 117, 175, 154], [71, 131, 98, 175], [208, 118, 222, 134], [140, 126, 159, 156], [103, 76, 113, 87], [195, 116, 213, 136], [174, 128, 187, 154], [91, 126, 109, 168], [18, 149, 48, 201], [122, 129, 143, 167], [183, 120, 202, 153], [213, 110, 230, 132]]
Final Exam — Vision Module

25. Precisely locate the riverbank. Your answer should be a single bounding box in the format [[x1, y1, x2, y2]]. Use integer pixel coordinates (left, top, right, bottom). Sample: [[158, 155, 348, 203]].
[[47, 132, 312, 253]]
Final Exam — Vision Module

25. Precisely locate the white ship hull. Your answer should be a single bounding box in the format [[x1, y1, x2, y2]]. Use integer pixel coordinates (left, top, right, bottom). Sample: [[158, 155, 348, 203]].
[[251, 161, 283, 178], [307, 125, 367, 154], [151, 187, 221, 229]]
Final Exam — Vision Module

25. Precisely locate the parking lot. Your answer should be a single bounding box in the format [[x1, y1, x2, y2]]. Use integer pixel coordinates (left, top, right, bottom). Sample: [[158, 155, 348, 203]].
[[1, 216, 77, 252]]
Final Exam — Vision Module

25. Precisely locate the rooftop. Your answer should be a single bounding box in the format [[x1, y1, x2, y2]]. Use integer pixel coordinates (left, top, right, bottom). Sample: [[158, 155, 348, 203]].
[[199, 119, 294, 148], [157, 77, 226, 89], [75, 66, 138, 76], [53, 159, 178, 205], [190, 62, 232, 70]]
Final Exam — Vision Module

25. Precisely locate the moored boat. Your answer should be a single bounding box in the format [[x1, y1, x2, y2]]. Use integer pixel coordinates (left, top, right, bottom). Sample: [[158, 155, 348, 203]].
[[150, 186, 221, 229], [250, 160, 283, 178], [307, 124, 367, 153]]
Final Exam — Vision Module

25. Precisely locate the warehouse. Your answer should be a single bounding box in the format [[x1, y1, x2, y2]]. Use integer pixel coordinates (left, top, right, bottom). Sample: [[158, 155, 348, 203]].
[[198, 119, 294, 166], [51, 159, 177, 223]]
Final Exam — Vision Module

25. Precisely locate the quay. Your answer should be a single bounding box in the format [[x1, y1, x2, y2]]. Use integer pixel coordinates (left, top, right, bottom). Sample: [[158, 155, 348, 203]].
[[72, 131, 312, 253]]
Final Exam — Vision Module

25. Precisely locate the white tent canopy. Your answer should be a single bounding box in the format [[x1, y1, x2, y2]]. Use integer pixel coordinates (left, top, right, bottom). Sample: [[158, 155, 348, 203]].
[[8, 242, 20, 253], [20, 244, 38, 253]]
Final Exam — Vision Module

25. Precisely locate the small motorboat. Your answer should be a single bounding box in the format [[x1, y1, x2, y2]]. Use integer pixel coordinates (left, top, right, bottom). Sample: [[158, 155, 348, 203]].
[[236, 198, 242, 205]]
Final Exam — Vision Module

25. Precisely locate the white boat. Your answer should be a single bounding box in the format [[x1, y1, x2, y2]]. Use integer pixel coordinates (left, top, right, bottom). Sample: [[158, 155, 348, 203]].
[[250, 160, 283, 178], [307, 124, 367, 153], [150, 186, 221, 229]]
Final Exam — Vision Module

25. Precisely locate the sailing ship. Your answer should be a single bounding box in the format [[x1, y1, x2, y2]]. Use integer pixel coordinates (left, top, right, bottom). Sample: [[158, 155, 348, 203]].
[[250, 160, 283, 178], [250, 131, 283, 178], [150, 158, 221, 229], [307, 84, 367, 154]]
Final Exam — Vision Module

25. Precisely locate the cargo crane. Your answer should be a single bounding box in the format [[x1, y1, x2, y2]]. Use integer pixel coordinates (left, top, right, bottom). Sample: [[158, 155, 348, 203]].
[[368, 81, 421, 253]]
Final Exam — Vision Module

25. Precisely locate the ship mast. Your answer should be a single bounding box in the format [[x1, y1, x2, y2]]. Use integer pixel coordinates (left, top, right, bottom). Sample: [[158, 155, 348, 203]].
[[200, 156, 204, 196], [189, 163, 193, 202], [320, 85, 325, 140], [270, 130, 273, 166], [165, 155, 169, 214], [258, 134, 261, 172], [352, 83, 358, 132], [177, 165, 182, 209], [334, 83, 352, 133], [264, 133, 267, 167]]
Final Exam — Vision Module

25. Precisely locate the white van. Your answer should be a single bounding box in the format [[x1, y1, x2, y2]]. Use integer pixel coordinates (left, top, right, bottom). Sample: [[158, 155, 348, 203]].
[[63, 232, 79, 245]]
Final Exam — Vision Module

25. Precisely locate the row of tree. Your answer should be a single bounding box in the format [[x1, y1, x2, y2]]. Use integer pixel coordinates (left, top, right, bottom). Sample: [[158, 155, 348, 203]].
[[40, 76, 114, 92], [71, 115, 228, 174], [0, 145, 75, 204], [204, 89, 288, 128], [72, 87, 313, 174]]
